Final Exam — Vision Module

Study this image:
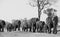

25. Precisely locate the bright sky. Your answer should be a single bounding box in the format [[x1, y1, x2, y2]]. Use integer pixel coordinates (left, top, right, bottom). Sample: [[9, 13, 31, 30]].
[[0, 0, 60, 23]]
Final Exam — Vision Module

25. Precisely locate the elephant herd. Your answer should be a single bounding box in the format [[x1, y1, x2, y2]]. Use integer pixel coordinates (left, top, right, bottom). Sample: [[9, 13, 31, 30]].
[[0, 8, 58, 34], [0, 16, 58, 34]]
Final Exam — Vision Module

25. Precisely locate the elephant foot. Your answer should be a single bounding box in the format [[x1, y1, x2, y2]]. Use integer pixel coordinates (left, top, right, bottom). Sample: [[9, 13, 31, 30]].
[[7, 29, 11, 32], [24, 28, 28, 32], [33, 31, 35, 32], [43, 30, 47, 33], [37, 30, 40, 32], [23, 29, 25, 32], [48, 31, 51, 34], [1, 29, 4, 32], [13, 28, 16, 31], [18, 28, 20, 31], [9, 30, 11, 32], [53, 31, 57, 34], [33, 29, 36, 32], [29, 29, 31, 32], [29, 30, 32, 32]]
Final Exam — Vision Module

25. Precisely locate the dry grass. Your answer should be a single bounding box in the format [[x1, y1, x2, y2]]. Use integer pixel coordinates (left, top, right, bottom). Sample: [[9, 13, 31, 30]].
[[0, 26, 60, 37]]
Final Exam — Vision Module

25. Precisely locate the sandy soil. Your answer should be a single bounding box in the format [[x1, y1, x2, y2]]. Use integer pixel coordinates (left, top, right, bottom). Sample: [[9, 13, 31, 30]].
[[0, 27, 60, 37]]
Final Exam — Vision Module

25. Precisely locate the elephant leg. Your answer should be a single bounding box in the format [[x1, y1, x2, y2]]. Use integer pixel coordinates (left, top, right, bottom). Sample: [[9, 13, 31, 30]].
[[36, 26, 40, 32], [1, 27, 4, 32], [37, 28, 40, 32], [7, 28, 9, 32], [48, 25, 51, 34], [53, 25, 57, 34], [22, 27, 25, 31], [33, 27, 36, 32], [24, 28, 26, 31], [7, 27, 11, 32], [0, 28, 1, 32], [9, 28, 12, 32], [26, 27, 28, 32], [29, 27, 32, 32], [43, 25, 48, 33], [24, 27, 28, 32], [18, 26, 20, 31], [24, 29, 25, 31], [40, 27, 43, 32], [14, 27, 16, 31], [37, 28, 38, 32], [22, 27, 24, 31], [18, 28, 20, 31], [33, 29, 35, 32], [22, 27, 26, 31]]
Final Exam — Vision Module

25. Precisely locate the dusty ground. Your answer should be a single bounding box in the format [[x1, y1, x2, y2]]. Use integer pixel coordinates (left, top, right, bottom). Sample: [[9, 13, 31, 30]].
[[0, 27, 60, 37]]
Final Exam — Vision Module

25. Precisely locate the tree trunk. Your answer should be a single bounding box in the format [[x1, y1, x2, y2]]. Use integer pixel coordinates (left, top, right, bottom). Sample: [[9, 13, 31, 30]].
[[37, 0, 41, 21], [38, 8, 41, 21]]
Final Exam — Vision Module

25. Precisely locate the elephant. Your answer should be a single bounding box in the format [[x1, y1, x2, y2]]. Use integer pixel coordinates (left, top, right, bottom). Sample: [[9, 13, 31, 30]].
[[0, 20, 6, 32], [12, 20, 21, 31], [30, 17, 39, 32], [43, 16, 58, 34], [43, 8, 58, 34], [43, 16, 53, 33], [36, 21, 45, 32], [52, 16, 58, 34], [21, 19, 28, 32], [21, 19, 32, 32], [21, 17, 39, 32], [6, 22, 14, 32]]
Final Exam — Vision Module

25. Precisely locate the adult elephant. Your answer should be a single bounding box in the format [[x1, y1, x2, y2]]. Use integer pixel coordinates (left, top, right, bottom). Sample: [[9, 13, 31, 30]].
[[21, 18, 39, 32], [30, 17, 39, 32], [6, 22, 14, 32], [12, 19, 21, 31], [43, 16, 53, 33], [52, 15, 58, 34], [0, 20, 6, 32], [21, 19, 28, 32], [43, 8, 58, 34], [43, 16, 58, 34], [36, 21, 45, 32]]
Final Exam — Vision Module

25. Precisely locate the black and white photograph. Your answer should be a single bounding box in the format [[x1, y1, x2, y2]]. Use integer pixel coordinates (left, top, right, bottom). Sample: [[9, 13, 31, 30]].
[[0, 0, 60, 37]]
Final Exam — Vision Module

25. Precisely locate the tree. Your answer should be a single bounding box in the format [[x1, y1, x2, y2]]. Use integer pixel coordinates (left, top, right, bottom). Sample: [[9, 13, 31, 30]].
[[28, 0, 59, 21]]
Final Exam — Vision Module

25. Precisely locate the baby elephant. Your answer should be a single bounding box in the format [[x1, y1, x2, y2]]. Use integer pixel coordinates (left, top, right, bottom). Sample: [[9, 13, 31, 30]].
[[36, 21, 45, 32]]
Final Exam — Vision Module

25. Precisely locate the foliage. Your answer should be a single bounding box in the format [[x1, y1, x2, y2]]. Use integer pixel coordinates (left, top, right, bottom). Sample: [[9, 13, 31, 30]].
[[28, 0, 58, 8]]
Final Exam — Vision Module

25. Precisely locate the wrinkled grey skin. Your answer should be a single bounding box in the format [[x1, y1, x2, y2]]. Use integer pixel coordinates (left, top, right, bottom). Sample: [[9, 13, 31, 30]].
[[21, 18, 39, 32], [43, 16, 53, 33], [52, 16, 58, 34], [0, 20, 6, 32], [21, 19, 28, 32], [29, 18, 39, 32], [36, 21, 45, 32], [12, 20, 21, 31], [43, 8, 58, 34], [6, 22, 14, 32]]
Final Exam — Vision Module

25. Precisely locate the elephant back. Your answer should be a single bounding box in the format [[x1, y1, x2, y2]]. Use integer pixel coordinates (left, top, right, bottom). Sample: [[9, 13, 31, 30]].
[[36, 21, 45, 27], [12, 19, 21, 26], [0, 20, 6, 26], [30, 18, 39, 23]]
